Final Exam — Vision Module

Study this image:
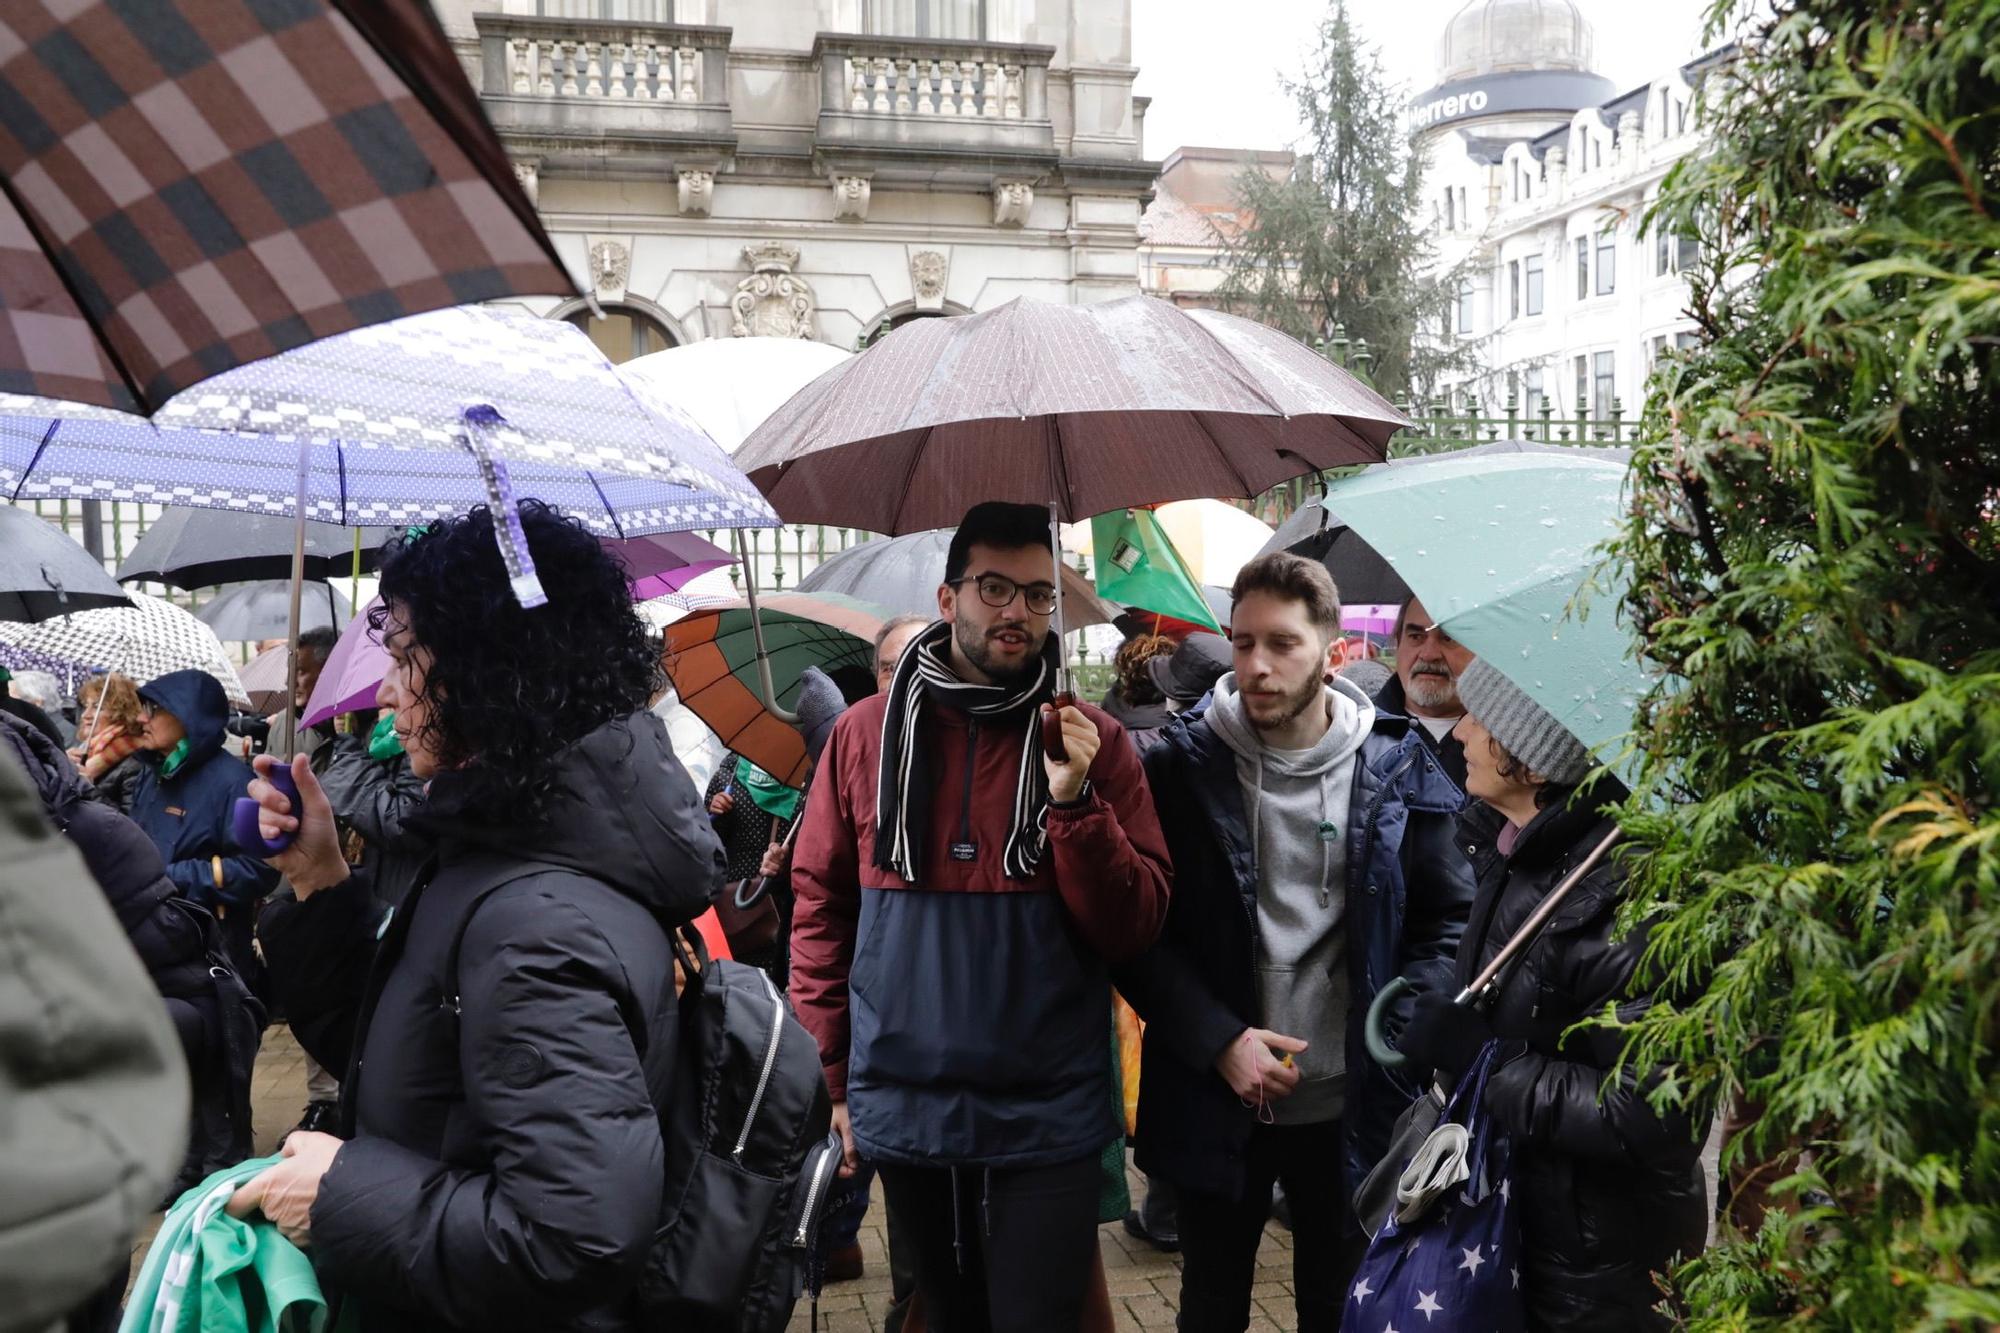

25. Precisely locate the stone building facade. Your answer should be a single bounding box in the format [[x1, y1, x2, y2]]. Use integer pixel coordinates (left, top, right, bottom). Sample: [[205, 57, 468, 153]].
[[431, 0, 1159, 356]]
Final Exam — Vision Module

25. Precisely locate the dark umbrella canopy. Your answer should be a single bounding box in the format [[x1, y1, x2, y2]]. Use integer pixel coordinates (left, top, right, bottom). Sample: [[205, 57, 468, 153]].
[[116, 508, 393, 590], [0, 505, 128, 622], [193, 580, 350, 642], [795, 529, 1118, 629], [1263, 441, 1633, 607], [0, 0, 571, 412], [734, 296, 1410, 533]]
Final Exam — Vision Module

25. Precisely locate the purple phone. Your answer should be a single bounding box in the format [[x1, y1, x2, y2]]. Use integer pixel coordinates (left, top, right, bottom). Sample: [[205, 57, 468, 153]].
[[232, 765, 299, 856]]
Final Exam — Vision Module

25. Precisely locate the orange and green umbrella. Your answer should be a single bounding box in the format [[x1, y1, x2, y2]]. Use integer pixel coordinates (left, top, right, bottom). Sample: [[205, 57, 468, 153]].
[[662, 592, 885, 788]]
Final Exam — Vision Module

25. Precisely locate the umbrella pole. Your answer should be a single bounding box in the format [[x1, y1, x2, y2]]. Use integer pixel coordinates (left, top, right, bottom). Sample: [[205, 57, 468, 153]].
[[281, 439, 310, 756], [1049, 500, 1072, 698], [733, 528, 799, 724], [350, 527, 362, 621]]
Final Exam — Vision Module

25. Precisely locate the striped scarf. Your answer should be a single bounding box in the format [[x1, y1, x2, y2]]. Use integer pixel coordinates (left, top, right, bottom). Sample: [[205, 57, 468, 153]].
[[873, 619, 1056, 882]]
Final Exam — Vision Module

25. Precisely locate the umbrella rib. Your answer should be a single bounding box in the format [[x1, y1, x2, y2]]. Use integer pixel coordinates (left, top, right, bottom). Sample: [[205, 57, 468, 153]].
[[587, 472, 628, 540], [1193, 409, 1262, 503], [9, 418, 59, 503]]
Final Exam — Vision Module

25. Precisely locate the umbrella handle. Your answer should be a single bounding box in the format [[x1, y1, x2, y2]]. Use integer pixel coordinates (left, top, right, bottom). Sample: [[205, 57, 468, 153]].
[[232, 767, 299, 856], [1364, 974, 1413, 1070], [1040, 690, 1074, 762]]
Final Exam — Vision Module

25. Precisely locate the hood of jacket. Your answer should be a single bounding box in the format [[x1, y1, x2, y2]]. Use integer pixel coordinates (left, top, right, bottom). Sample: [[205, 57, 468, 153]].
[[0, 711, 90, 817], [136, 670, 229, 766], [1204, 670, 1375, 778], [413, 710, 723, 930]]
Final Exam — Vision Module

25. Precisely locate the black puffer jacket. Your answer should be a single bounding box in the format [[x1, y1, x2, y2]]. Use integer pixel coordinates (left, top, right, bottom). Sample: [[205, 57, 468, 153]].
[[0, 713, 208, 1000], [262, 712, 725, 1332], [1457, 791, 1706, 1329]]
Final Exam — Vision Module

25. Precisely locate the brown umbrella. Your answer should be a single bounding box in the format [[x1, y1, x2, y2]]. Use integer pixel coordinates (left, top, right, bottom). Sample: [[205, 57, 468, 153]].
[[0, 1, 570, 412], [733, 295, 1410, 533], [731, 295, 1411, 743]]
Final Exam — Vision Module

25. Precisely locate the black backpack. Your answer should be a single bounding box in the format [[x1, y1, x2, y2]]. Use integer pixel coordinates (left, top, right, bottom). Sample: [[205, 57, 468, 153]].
[[444, 890, 838, 1333], [639, 929, 840, 1332]]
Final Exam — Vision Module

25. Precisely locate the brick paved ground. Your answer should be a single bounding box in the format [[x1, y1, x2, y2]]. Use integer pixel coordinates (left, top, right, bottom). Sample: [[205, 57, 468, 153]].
[[135, 1029, 1300, 1331]]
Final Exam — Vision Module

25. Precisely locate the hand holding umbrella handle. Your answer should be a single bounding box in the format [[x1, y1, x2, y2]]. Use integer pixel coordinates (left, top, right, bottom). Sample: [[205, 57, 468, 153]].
[[232, 767, 300, 855], [1041, 690, 1076, 762]]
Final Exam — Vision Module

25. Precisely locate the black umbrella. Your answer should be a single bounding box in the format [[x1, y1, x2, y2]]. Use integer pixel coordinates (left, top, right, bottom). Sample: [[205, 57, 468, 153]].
[[116, 508, 393, 591], [1264, 441, 1632, 607], [0, 505, 129, 622], [194, 581, 352, 643]]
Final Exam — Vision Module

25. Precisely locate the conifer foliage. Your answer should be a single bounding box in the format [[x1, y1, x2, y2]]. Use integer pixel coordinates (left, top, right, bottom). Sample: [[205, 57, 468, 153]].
[[1611, 1, 1998, 1325]]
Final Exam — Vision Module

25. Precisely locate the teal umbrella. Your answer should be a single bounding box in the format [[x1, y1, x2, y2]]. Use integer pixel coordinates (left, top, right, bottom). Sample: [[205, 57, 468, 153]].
[[1320, 453, 1639, 764]]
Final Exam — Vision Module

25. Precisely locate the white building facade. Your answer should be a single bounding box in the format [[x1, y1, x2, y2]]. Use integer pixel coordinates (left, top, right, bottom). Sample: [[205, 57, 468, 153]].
[[430, 0, 1158, 357], [1416, 0, 1717, 425]]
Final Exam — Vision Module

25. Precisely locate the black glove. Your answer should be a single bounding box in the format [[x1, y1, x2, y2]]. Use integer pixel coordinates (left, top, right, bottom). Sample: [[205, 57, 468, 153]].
[[1396, 989, 1493, 1087]]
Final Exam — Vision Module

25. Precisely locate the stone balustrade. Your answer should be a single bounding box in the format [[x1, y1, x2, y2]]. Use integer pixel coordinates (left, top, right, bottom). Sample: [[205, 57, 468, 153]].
[[812, 34, 1056, 171], [505, 32, 705, 103], [474, 14, 735, 170]]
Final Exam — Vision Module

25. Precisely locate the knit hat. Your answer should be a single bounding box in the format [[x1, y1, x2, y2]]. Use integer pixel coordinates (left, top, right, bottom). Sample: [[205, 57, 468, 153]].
[[793, 665, 847, 766], [1455, 658, 1594, 785]]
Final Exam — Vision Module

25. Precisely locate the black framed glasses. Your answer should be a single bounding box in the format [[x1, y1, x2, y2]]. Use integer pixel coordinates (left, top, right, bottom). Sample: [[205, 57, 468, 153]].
[[952, 572, 1059, 616]]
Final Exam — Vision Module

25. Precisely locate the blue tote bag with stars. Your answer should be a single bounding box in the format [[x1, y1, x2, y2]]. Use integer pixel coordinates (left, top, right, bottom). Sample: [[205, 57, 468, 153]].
[[1340, 1041, 1526, 1333]]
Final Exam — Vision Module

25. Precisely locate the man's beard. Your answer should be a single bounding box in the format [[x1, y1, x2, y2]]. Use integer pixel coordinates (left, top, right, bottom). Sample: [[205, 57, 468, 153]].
[[1248, 672, 1325, 734], [1405, 665, 1461, 712], [953, 617, 1044, 688]]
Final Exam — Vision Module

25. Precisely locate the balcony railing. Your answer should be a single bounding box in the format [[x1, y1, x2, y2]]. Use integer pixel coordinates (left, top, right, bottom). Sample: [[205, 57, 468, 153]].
[[474, 13, 732, 152], [812, 33, 1056, 162]]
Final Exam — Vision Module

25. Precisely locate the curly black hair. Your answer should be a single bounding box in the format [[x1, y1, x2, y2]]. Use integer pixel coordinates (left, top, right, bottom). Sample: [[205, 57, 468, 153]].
[[372, 501, 662, 821]]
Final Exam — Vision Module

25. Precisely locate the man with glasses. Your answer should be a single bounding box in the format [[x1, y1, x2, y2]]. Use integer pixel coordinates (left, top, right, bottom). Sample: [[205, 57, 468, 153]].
[[1376, 597, 1476, 788], [790, 500, 1172, 1332]]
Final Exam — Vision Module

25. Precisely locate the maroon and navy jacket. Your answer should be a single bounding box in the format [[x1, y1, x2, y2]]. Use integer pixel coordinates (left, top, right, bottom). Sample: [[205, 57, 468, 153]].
[[789, 691, 1171, 1168]]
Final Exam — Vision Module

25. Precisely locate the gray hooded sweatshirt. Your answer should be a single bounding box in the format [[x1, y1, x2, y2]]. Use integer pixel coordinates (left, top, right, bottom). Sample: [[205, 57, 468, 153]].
[[1205, 671, 1376, 1125]]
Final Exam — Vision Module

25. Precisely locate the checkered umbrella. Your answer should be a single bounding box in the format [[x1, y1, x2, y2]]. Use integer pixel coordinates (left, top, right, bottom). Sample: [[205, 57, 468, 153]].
[[0, 305, 778, 536], [0, 591, 250, 709], [0, 0, 570, 412]]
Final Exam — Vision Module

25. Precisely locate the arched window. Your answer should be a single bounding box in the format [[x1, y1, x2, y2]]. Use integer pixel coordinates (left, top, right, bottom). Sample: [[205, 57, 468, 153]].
[[566, 303, 675, 364], [859, 307, 959, 350], [866, 0, 987, 38]]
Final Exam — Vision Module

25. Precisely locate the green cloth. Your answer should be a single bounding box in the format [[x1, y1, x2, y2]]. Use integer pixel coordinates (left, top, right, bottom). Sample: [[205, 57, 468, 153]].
[[158, 737, 192, 781], [1089, 508, 1222, 632], [735, 754, 801, 822], [366, 711, 404, 762], [120, 1156, 328, 1333]]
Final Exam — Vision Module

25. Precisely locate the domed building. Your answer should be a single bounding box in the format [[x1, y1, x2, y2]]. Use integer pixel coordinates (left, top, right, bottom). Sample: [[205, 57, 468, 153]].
[[1413, 0, 1614, 148], [1416, 0, 1728, 437]]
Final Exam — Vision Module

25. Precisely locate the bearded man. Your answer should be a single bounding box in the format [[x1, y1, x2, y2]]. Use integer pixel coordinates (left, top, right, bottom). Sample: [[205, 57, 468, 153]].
[[1110, 553, 1475, 1333], [1373, 596, 1475, 788], [789, 500, 1171, 1332]]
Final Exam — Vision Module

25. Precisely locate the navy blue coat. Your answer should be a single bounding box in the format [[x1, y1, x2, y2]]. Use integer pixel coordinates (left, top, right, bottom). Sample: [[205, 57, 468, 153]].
[[1113, 703, 1474, 1204], [129, 670, 277, 914]]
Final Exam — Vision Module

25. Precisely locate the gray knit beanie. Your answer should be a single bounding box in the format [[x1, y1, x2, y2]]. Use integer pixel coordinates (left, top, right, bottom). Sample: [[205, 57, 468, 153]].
[[794, 665, 847, 766], [1455, 658, 1594, 785]]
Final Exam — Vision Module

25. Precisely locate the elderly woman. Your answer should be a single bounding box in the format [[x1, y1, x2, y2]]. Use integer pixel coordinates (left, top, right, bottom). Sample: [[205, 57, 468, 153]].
[[70, 671, 147, 812], [232, 503, 726, 1332], [1397, 659, 1706, 1330]]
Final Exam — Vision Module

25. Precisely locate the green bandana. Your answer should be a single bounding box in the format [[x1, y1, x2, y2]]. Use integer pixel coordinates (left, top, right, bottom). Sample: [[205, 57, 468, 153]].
[[159, 737, 192, 780], [368, 711, 405, 762], [735, 755, 802, 823]]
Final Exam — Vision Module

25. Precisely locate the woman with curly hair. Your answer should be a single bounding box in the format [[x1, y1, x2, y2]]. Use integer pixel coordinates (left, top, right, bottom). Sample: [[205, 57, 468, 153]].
[[233, 502, 727, 1333], [69, 671, 147, 812]]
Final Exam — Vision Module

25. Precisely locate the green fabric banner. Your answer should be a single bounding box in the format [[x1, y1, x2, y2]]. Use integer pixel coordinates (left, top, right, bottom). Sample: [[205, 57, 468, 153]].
[[1089, 508, 1221, 633]]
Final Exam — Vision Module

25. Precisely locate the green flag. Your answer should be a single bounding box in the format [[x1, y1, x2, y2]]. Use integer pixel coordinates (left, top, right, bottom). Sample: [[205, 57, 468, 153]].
[[1089, 508, 1222, 633]]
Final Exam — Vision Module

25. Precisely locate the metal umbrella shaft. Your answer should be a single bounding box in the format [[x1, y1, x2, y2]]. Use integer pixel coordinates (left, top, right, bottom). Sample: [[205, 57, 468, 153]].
[[733, 528, 800, 725], [281, 438, 311, 758]]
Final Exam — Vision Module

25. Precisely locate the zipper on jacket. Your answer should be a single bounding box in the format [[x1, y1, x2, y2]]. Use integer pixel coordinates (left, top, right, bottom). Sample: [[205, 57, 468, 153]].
[[792, 1138, 842, 1246], [732, 971, 789, 1161], [958, 719, 979, 851], [1355, 749, 1420, 895]]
